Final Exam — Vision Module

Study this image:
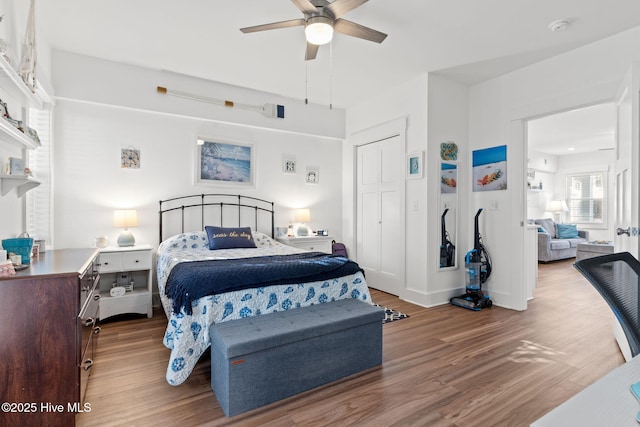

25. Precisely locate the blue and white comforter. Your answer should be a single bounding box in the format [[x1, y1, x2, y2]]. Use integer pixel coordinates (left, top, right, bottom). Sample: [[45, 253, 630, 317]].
[[157, 231, 372, 385]]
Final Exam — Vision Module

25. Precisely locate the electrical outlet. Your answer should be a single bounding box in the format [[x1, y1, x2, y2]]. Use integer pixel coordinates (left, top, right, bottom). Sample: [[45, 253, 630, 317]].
[[412, 200, 419, 212], [489, 200, 498, 210]]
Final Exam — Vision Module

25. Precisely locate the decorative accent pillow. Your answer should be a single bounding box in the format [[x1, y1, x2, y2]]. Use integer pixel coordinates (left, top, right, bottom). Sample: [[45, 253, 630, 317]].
[[535, 218, 556, 238], [205, 226, 257, 250], [556, 223, 579, 239]]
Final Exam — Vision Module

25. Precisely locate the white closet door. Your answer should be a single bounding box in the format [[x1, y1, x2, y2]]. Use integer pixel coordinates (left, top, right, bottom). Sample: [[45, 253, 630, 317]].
[[356, 135, 403, 296]]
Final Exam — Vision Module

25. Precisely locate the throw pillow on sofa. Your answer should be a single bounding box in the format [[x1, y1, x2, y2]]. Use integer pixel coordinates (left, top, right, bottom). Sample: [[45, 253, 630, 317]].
[[556, 223, 579, 239]]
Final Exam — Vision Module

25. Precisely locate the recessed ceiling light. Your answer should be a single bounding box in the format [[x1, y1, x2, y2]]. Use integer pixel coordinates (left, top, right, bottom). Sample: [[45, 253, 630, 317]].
[[549, 19, 570, 32], [568, 147, 575, 151]]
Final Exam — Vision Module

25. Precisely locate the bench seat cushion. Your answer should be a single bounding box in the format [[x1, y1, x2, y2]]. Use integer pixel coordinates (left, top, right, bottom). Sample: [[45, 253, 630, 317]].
[[210, 299, 384, 416]]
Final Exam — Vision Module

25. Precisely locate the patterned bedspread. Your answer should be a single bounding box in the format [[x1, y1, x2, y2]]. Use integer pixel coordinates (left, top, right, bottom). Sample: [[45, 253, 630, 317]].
[[157, 231, 372, 385]]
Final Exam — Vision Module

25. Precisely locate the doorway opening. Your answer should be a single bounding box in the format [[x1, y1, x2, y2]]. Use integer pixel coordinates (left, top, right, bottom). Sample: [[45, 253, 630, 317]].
[[526, 102, 616, 265]]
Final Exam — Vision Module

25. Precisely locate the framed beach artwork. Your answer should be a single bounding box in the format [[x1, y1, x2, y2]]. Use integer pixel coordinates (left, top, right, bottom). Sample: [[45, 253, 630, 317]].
[[473, 145, 507, 192], [440, 162, 457, 194], [196, 138, 254, 187]]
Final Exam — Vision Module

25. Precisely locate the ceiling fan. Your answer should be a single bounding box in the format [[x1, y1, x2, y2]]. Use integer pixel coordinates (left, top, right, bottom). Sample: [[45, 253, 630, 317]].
[[240, 0, 387, 61]]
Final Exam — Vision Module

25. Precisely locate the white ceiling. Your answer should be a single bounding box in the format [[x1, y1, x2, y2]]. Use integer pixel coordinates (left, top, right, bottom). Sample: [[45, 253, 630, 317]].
[[36, 1, 640, 109], [528, 103, 616, 156]]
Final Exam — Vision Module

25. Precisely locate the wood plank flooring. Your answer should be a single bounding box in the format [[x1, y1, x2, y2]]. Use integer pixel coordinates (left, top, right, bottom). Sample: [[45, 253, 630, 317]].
[[77, 259, 624, 426]]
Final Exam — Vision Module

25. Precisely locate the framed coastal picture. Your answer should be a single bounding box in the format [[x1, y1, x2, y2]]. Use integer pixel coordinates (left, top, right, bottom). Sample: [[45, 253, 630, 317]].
[[196, 138, 254, 187], [440, 162, 457, 194], [406, 151, 423, 179], [473, 145, 507, 192]]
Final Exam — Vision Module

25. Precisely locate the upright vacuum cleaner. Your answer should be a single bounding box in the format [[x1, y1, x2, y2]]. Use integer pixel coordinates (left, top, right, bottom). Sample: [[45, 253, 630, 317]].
[[450, 208, 493, 310], [440, 208, 455, 268]]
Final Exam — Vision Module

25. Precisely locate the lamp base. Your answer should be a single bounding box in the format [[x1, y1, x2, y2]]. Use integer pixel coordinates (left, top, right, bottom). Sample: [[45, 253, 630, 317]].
[[295, 224, 310, 237], [117, 230, 136, 247]]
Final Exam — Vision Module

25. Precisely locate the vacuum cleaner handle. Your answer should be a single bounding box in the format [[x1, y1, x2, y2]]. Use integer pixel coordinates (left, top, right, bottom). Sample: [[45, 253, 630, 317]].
[[474, 209, 483, 253], [441, 208, 449, 245]]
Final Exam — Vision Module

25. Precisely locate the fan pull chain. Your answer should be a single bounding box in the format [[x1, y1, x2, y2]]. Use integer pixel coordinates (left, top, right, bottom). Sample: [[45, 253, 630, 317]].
[[305, 58, 309, 105], [329, 41, 333, 110]]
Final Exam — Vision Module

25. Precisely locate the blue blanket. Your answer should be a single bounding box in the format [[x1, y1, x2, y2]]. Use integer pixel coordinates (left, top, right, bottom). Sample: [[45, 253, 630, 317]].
[[166, 252, 364, 315]]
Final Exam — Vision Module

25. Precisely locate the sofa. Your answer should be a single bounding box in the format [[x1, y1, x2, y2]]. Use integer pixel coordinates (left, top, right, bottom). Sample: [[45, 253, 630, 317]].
[[534, 218, 589, 262]]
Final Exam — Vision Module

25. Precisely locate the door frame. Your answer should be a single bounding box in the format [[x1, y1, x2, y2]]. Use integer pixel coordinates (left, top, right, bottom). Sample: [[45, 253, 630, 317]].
[[349, 117, 407, 297]]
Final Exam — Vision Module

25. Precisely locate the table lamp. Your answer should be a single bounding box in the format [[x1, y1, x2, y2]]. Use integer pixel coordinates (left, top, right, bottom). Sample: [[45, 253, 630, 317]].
[[546, 200, 569, 223], [294, 208, 311, 236], [114, 209, 138, 247]]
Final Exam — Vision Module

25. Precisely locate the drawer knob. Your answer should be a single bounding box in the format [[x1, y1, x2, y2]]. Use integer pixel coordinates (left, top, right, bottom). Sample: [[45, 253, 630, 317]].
[[93, 326, 101, 335], [93, 294, 100, 301], [82, 359, 94, 371], [83, 317, 96, 327]]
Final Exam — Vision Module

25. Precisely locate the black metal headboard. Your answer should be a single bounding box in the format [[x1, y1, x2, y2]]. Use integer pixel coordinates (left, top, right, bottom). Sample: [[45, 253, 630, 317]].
[[158, 194, 275, 242]]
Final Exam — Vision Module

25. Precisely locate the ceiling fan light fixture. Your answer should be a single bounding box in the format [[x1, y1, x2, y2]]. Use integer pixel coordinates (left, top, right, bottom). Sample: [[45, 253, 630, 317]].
[[305, 16, 333, 45]]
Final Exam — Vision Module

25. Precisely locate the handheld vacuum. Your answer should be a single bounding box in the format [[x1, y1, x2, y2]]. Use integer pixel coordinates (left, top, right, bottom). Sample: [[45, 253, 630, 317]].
[[450, 208, 493, 310], [440, 208, 455, 268]]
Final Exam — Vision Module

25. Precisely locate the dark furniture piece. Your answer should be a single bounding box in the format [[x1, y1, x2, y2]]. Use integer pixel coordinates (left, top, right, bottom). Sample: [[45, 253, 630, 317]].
[[0, 248, 100, 427], [574, 251, 640, 358]]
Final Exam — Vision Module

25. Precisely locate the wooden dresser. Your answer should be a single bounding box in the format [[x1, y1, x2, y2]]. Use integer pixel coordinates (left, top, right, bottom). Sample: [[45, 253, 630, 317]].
[[0, 248, 100, 427]]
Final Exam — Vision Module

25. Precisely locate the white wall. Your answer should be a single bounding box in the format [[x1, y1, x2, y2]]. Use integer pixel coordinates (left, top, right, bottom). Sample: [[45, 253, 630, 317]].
[[469, 26, 640, 309], [51, 51, 346, 250], [344, 75, 428, 304], [527, 150, 558, 219], [344, 72, 470, 307]]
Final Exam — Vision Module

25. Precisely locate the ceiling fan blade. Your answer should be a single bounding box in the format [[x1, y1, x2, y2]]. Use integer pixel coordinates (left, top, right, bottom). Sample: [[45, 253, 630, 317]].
[[326, 0, 368, 19], [305, 42, 319, 61], [333, 19, 387, 43], [291, 0, 318, 14], [240, 18, 305, 33]]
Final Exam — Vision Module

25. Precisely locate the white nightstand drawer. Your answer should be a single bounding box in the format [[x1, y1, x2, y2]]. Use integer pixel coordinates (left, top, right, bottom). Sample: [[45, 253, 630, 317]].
[[99, 252, 123, 273], [99, 249, 151, 272], [292, 242, 330, 252], [276, 236, 333, 254], [122, 251, 152, 270]]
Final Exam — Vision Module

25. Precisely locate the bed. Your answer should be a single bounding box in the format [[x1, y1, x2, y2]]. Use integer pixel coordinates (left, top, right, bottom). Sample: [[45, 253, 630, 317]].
[[157, 194, 372, 385]]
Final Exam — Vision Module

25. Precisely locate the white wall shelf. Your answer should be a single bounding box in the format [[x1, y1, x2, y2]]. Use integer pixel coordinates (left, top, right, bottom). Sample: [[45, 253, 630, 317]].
[[0, 55, 43, 109], [0, 118, 40, 149], [0, 174, 41, 197]]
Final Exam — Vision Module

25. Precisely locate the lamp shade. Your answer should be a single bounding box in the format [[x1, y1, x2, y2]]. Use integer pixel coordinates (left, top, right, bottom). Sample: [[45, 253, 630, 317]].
[[295, 208, 311, 223], [113, 209, 138, 228], [546, 200, 569, 213], [305, 17, 333, 45]]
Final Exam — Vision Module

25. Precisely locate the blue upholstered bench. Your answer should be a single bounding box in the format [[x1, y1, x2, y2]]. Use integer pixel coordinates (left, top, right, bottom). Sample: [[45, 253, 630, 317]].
[[209, 298, 384, 417]]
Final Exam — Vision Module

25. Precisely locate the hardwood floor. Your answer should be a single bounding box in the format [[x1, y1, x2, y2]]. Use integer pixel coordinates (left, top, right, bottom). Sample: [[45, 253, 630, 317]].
[[78, 259, 624, 426]]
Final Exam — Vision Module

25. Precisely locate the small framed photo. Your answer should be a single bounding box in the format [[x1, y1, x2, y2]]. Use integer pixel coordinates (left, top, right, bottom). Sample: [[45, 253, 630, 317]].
[[121, 148, 140, 169], [305, 167, 319, 184], [283, 157, 296, 174], [406, 151, 423, 179]]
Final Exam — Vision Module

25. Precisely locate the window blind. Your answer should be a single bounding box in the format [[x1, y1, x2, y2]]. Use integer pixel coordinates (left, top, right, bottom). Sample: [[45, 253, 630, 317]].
[[565, 172, 605, 225], [25, 107, 53, 248]]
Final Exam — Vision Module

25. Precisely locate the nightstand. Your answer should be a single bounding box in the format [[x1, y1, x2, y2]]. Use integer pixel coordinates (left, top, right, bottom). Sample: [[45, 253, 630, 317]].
[[276, 235, 333, 253], [97, 244, 153, 320]]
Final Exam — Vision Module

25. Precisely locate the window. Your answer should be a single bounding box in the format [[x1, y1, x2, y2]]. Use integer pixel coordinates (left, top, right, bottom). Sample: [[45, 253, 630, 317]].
[[565, 172, 606, 226], [25, 107, 53, 248]]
